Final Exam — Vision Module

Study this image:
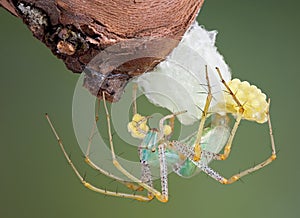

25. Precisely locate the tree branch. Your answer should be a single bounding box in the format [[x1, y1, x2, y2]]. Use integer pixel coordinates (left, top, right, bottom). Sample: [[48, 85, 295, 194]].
[[0, 0, 204, 101]]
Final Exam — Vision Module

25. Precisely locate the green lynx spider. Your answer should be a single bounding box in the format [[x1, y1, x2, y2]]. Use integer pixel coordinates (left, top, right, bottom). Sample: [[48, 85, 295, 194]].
[[46, 67, 276, 202]]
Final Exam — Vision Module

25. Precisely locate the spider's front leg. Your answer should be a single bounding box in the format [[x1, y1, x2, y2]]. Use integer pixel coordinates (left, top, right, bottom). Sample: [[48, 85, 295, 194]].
[[214, 67, 276, 163], [156, 111, 188, 201], [193, 65, 213, 162], [173, 132, 275, 185], [173, 67, 276, 184], [129, 84, 175, 201], [128, 84, 187, 202], [103, 92, 174, 202], [211, 109, 276, 184], [189, 68, 277, 184]]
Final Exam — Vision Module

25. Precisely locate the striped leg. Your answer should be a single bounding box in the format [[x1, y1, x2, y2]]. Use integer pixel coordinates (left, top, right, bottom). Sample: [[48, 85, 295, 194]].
[[171, 140, 227, 183], [172, 103, 276, 184], [138, 147, 154, 199], [158, 143, 168, 200]]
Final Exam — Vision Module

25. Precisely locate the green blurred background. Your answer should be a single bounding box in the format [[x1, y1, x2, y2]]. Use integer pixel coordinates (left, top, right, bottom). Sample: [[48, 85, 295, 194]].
[[0, 1, 298, 217]]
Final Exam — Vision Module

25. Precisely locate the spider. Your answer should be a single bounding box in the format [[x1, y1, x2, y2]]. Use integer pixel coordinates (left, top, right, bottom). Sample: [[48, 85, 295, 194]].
[[46, 66, 276, 202]]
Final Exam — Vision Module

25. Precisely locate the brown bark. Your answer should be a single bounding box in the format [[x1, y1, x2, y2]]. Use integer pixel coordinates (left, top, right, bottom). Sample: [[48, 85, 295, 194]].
[[0, 0, 204, 101]]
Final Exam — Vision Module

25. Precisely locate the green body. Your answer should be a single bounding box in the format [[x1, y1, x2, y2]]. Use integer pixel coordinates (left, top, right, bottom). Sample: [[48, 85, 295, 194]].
[[139, 114, 231, 178]]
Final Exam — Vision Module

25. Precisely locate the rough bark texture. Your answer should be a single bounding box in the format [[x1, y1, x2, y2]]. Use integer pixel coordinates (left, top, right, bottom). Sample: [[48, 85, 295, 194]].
[[0, 0, 204, 102]]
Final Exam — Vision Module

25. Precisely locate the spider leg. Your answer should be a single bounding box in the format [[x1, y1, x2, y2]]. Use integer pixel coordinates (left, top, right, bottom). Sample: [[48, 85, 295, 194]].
[[103, 92, 169, 202], [213, 105, 276, 184], [84, 106, 144, 191], [45, 113, 150, 201], [171, 140, 226, 183], [158, 110, 187, 140], [198, 112, 276, 184], [133, 83, 170, 199], [214, 67, 246, 160], [172, 100, 276, 184], [139, 157, 155, 200], [194, 65, 212, 162], [132, 83, 138, 115], [195, 66, 276, 183], [133, 84, 186, 201], [158, 143, 169, 200], [138, 142, 169, 201], [128, 83, 151, 138], [214, 67, 276, 171]]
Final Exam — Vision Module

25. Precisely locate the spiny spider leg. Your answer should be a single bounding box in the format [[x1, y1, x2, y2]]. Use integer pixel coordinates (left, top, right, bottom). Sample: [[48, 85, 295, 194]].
[[132, 83, 155, 199], [138, 147, 154, 200], [177, 68, 276, 184], [45, 113, 150, 201], [210, 101, 276, 184], [171, 67, 276, 184], [103, 92, 171, 202], [173, 112, 276, 184], [156, 110, 187, 201], [211, 67, 276, 183], [214, 67, 276, 163], [129, 83, 151, 137], [131, 84, 185, 201], [83, 100, 144, 191], [158, 143, 168, 199], [214, 67, 244, 160], [107, 86, 188, 202], [158, 110, 187, 140], [171, 140, 227, 183], [132, 83, 138, 115], [193, 65, 213, 162]]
